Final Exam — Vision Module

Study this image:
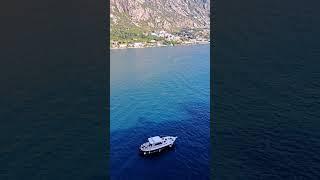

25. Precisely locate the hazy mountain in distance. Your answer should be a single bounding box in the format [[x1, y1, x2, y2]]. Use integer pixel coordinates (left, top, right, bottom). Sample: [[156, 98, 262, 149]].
[[110, 0, 210, 33]]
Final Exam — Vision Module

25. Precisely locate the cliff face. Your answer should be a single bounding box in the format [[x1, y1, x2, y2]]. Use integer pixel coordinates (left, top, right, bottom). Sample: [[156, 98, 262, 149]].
[[110, 0, 210, 32]]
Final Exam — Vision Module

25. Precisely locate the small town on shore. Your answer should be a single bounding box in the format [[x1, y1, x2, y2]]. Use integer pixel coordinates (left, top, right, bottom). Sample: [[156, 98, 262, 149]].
[[111, 28, 210, 49]]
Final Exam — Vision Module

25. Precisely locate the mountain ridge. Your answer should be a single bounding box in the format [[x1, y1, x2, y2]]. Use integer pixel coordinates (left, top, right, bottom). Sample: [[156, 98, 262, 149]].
[[110, 0, 210, 33]]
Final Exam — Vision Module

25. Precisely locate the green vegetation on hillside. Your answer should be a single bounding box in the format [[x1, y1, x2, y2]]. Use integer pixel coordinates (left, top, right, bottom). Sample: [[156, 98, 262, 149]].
[[111, 12, 160, 43], [111, 29, 163, 43]]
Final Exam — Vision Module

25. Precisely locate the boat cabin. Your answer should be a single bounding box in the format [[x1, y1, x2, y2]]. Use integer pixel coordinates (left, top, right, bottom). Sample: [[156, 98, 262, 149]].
[[148, 136, 162, 146]]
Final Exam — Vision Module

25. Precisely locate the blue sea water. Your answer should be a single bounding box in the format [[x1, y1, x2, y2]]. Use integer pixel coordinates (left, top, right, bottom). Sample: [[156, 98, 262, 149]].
[[110, 44, 210, 179]]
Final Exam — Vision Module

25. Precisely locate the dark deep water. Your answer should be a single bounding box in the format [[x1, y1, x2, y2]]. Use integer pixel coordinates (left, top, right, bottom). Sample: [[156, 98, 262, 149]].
[[111, 45, 210, 180], [213, 0, 320, 179], [0, 0, 107, 179]]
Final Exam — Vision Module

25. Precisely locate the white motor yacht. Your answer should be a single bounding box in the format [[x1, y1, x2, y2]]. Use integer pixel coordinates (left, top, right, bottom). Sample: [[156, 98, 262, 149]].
[[139, 136, 177, 155]]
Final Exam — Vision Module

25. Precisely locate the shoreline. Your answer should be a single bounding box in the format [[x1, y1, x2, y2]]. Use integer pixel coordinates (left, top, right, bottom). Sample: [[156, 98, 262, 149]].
[[110, 41, 210, 50]]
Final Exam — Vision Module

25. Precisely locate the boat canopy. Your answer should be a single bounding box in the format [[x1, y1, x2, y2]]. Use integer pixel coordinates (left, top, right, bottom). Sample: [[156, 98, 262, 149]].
[[148, 136, 162, 144]]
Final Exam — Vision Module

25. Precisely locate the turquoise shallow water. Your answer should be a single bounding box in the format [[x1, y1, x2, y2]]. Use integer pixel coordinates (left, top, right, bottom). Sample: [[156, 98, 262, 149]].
[[110, 44, 210, 179]]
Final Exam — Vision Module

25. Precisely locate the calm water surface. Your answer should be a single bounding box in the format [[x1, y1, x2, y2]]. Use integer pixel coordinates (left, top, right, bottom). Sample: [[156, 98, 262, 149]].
[[110, 45, 210, 179], [213, 0, 320, 179]]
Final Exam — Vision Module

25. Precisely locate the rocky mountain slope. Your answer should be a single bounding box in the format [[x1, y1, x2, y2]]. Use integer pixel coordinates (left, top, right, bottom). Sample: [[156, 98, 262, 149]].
[[110, 0, 210, 33]]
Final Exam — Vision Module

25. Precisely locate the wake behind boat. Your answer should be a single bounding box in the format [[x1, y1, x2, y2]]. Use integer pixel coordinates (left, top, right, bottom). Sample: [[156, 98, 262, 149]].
[[139, 136, 177, 155]]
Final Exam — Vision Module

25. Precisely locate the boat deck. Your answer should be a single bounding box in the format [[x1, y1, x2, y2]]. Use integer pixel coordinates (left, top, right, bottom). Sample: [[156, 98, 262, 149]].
[[140, 136, 177, 152]]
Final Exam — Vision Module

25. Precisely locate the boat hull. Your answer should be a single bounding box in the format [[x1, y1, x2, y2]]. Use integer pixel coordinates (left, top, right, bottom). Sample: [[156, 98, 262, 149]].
[[139, 144, 175, 156]]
